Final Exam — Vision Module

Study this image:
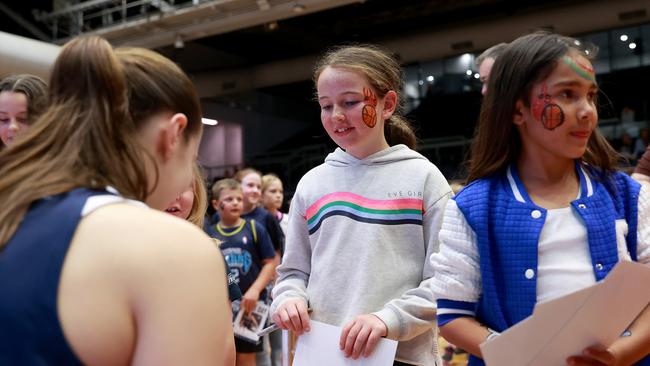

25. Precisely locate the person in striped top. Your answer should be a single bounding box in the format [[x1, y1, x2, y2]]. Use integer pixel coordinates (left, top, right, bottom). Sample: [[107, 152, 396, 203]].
[[271, 44, 452, 366]]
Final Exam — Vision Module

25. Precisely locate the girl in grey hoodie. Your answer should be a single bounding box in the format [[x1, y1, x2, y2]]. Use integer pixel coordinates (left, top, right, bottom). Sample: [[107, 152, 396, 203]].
[[271, 44, 451, 366]]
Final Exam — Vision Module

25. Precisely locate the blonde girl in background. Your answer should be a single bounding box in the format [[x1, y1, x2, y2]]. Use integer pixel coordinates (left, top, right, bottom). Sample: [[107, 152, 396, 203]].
[[262, 173, 289, 235]]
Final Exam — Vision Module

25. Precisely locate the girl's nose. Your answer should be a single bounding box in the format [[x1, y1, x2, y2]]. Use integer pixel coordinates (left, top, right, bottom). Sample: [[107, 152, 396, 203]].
[[332, 106, 345, 121], [8, 119, 20, 132], [578, 99, 597, 122]]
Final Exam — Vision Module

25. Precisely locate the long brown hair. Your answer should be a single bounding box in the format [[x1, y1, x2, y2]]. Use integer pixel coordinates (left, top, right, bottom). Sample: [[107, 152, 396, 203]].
[[0, 36, 202, 248], [313, 44, 417, 149], [466, 31, 618, 184]]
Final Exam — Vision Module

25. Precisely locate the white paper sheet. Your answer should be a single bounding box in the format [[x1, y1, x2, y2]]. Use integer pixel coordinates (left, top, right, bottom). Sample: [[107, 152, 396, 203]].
[[292, 320, 398, 366], [480, 261, 650, 366]]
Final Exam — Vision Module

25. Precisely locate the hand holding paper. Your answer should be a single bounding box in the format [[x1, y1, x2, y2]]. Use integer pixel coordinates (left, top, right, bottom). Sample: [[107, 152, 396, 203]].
[[340, 314, 388, 359], [272, 298, 311, 335], [293, 320, 398, 366], [480, 261, 650, 366]]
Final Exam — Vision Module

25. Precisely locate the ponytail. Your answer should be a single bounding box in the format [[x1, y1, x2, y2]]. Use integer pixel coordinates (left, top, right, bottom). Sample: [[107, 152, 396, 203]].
[[0, 36, 202, 248], [384, 116, 416, 149]]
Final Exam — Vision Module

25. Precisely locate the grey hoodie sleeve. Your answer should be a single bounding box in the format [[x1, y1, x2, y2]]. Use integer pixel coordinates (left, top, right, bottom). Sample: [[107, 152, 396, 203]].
[[270, 189, 311, 314], [372, 185, 451, 341]]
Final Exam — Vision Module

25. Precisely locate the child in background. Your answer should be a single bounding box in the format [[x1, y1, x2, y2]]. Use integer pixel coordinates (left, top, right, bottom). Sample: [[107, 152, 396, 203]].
[[431, 32, 650, 366], [234, 168, 285, 257], [209, 178, 278, 366], [164, 164, 239, 366], [271, 44, 452, 366], [212, 169, 284, 366], [0, 74, 47, 147], [262, 173, 289, 235], [261, 173, 289, 366], [165, 165, 243, 303]]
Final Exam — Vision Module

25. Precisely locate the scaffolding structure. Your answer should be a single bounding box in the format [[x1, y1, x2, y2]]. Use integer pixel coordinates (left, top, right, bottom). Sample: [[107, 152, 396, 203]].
[[31, 0, 363, 47]]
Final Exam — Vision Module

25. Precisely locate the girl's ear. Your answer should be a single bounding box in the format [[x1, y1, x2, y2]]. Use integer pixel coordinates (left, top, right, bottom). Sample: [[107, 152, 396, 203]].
[[157, 113, 188, 161], [513, 100, 526, 126], [381, 90, 398, 120]]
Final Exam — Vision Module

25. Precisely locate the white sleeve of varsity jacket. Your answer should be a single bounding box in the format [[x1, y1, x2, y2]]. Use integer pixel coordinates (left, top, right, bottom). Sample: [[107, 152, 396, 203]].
[[637, 184, 650, 264], [371, 189, 452, 341], [429, 199, 482, 319], [270, 188, 311, 315]]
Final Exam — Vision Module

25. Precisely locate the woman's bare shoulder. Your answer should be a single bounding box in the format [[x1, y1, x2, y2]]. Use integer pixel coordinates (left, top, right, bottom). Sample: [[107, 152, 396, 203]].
[[60, 203, 230, 366]]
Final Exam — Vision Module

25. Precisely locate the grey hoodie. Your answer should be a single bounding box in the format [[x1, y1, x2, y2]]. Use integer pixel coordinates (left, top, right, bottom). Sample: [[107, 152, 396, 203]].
[[272, 145, 451, 365]]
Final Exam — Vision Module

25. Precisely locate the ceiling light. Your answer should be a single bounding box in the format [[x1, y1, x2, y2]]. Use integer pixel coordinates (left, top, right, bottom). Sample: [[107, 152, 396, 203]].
[[620, 34, 629, 42], [257, 0, 270, 11], [574, 40, 581, 46], [426, 75, 434, 82], [465, 69, 473, 76], [418, 80, 424, 86], [629, 42, 637, 49], [292, 3, 306, 13], [174, 34, 184, 49], [474, 73, 480, 79], [460, 53, 472, 65], [202, 118, 218, 125], [266, 21, 279, 31]]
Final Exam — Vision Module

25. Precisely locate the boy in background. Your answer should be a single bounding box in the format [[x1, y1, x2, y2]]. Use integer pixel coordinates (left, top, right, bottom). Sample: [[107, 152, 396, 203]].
[[207, 178, 277, 366]]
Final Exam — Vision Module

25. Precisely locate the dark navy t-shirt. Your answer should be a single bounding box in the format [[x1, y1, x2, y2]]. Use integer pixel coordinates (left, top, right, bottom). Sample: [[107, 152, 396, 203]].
[[208, 207, 285, 255], [208, 219, 276, 300]]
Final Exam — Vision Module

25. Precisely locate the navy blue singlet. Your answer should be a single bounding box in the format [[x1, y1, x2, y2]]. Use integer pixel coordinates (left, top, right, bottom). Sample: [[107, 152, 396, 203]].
[[0, 188, 126, 365]]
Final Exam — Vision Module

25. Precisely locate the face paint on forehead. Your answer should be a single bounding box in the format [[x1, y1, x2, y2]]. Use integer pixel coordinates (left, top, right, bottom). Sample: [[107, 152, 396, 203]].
[[532, 82, 565, 130], [561, 55, 595, 82], [362, 87, 378, 128]]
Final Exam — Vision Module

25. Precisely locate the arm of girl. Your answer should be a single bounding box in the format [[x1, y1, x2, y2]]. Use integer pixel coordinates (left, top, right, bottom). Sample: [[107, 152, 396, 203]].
[[369, 192, 452, 340], [568, 184, 650, 365], [241, 258, 277, 314], [439, 317, 492, 357], [430, 199, 485, 357], [271, 189, 312, 334], [340, 187, 452, 358], [242, 224, 277, 314]]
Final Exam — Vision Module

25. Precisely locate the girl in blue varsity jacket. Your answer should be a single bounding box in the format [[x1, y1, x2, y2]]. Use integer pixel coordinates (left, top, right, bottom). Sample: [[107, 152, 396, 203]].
[[431, 31, 650, 366]]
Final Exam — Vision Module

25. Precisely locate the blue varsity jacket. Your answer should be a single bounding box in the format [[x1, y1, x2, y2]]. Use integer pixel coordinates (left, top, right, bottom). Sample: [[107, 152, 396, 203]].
[[451, 162, 647, 366]]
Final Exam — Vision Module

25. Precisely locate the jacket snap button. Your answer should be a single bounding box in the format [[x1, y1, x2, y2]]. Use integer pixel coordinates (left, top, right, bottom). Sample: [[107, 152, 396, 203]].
[[578, 203, 587, 209], [596, 263, 604, 270], [531, 210, 542, 219], [525, 269, 535, 279]]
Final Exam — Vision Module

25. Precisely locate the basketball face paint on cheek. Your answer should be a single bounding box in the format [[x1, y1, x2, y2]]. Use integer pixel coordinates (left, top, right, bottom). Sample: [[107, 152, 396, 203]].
[[532, 83, 565, 130], [362, 87, 378, 128]]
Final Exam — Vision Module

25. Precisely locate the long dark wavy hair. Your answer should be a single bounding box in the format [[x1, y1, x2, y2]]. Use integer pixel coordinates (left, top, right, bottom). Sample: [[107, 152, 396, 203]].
[[466, 31, 619, 184]]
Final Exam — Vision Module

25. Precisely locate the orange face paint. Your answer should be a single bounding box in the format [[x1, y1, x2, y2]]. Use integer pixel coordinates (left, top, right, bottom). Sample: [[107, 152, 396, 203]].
[[532, 83, 565, 130], [362, 87, 378, 128]]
